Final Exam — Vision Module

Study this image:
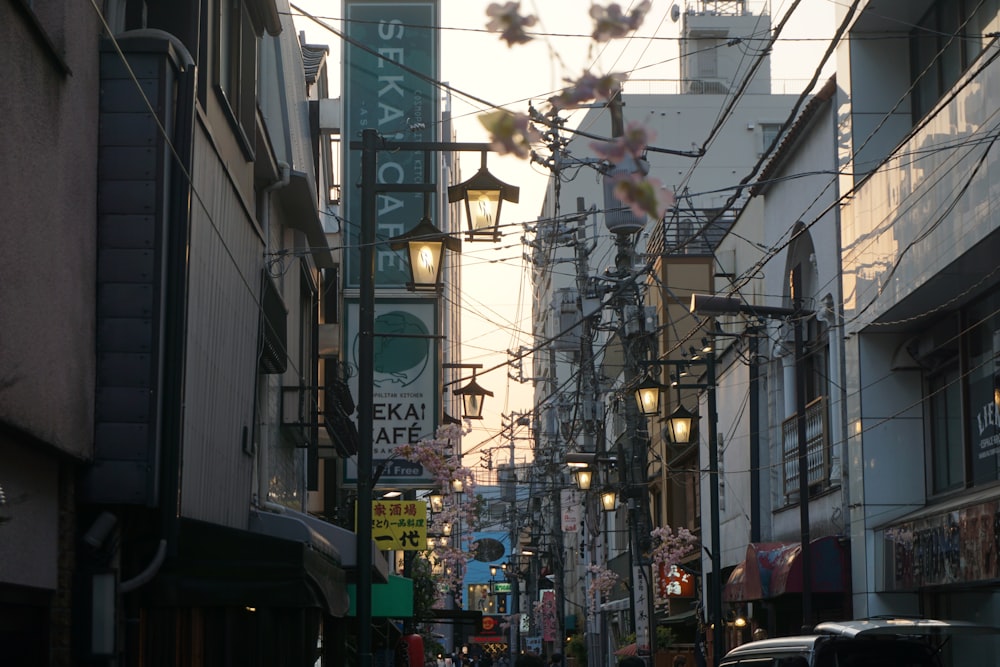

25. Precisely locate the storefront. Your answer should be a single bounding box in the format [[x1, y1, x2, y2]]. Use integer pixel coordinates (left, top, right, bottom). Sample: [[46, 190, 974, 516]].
[[723, 536, 851, 637]]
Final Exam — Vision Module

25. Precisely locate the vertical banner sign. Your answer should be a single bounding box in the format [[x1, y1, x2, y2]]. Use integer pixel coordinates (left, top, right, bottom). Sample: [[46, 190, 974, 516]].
[[344, 299, 439, 486], [561, 489, 581, 533], [344, 1, 440, 289], [540, 590, 556, 641]]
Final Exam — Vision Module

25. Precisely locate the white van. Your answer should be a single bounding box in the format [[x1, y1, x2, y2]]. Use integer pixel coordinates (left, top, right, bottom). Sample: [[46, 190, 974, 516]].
[[718, 618, 999, 667]]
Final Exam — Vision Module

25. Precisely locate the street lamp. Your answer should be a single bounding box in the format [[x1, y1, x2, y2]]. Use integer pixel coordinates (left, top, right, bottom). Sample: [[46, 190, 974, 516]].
[[448, 151, 520, 242], [353, 129, 518, 667], [429, 492, 445, 514], [445, 362, 495, 420], [572, 467, 594, 491], [663, 404, 697, 445], [599, 488, 618, 512], [634, 378, 662, 416], [690, 276, 814, 632], [454, 370, 494, 419], [389, 216, 461, 291]]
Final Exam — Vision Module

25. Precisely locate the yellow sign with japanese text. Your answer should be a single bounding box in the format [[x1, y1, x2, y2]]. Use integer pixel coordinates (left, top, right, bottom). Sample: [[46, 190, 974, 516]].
[[367, 500, 427, 551]]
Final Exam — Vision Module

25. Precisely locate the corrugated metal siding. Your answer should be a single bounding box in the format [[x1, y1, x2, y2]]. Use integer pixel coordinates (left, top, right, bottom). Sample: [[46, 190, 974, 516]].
[[179, 125, 261, 527], [84, 41, 179, 505]]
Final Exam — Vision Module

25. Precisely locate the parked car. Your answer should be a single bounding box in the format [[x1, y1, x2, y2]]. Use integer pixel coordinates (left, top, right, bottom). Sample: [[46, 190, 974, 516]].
[[719, 618, 1000, 667]]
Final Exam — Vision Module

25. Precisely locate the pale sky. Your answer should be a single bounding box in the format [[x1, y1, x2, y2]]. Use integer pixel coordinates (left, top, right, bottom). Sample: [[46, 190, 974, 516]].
[[290, 0, 836, 467]]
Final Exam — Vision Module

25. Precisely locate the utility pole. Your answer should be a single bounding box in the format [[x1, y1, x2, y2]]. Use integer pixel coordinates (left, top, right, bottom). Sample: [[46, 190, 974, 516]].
[[603, 85, 657, 665], [608, 227, 657, 665]]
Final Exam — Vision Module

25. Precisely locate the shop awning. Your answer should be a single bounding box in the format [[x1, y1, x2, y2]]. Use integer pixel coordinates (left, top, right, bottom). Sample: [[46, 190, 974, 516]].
[[250, 507, 389, 584], [347, 574, 413, 618], [147, 517, 349, 616], [658, 609, 698, 625], [723, 536, 849, 602]]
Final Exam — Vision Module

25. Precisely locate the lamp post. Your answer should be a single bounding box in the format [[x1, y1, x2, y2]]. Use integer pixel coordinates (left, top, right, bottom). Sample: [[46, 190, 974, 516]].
[[635, 351, 721, 667], [354, 129, 515, 667], [690, 273, 814, 632]]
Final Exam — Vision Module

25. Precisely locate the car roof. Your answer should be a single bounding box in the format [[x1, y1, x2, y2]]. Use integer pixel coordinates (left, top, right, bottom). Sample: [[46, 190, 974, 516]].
[[815, 618, 1000, 638], [722, 635, 822, 658], [722, 618, 1000, 663]]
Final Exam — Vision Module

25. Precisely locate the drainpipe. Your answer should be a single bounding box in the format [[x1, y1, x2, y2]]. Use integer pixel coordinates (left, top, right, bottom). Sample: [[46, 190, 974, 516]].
[[258, 161, 291, 512], [159, 54, 197, 562]]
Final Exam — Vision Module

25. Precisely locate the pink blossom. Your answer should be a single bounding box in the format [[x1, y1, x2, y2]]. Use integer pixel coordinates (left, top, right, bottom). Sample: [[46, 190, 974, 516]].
[[649, 525, 698, 571], [547, 71, 628, 112], [478, 110, 541, 158], [486, 2, 538, 46], [590, 1, 651, 42], [586, 565, 620, 614], [591, 121, 656, 163], [611, 172, 675, 221]]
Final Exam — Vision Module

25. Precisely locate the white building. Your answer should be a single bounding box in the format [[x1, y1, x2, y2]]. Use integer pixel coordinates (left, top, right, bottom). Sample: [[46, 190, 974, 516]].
[[709, 75, 850, 638]]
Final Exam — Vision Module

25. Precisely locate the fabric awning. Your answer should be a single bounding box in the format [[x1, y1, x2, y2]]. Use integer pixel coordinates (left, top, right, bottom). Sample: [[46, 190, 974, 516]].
[[723, 535, 849, 602], [658, 609, 698, 625], [614, 643, 638, 657], [347, 574, 413, 618], [250, 507, 389, 584], [147, 517, 349, 616]]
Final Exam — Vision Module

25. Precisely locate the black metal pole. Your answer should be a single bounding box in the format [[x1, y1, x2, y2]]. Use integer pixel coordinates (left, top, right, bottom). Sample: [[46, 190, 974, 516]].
[[749, 332, 761, 544], [357, 127, 377, 667], [706, 352, 723, 667], [791, 265, 812, 631]]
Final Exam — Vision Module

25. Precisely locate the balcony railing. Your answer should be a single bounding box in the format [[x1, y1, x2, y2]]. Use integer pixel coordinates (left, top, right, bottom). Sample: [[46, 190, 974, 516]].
[[781, 396, 830, 498]]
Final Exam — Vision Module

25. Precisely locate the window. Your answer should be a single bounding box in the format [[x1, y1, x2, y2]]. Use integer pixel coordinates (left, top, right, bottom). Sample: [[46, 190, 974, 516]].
[[910, 0, 1000, 121], [216, 0, 258, 157], [759, 123, 782, 156], [919, 297, 1000, 496], [781, 313, 832, 499], [696, 42, 718, 79], [966, 298, 1000, 486], [803, 316, 829, 404], [927, 364, 964, 494]]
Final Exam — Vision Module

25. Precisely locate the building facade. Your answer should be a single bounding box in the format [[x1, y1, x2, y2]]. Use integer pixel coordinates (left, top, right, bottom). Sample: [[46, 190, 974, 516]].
[[1, 1, 371, 664], [837, 0, 1000, 643]]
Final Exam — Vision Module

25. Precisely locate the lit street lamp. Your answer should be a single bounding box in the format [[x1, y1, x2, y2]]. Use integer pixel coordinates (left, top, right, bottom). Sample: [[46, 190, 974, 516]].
[[448, 151, 520, 242], [389, 216, 461, 291]]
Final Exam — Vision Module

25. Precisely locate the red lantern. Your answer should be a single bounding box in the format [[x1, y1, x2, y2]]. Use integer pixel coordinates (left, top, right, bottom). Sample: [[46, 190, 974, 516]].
[[396, 634, 424, 667]]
